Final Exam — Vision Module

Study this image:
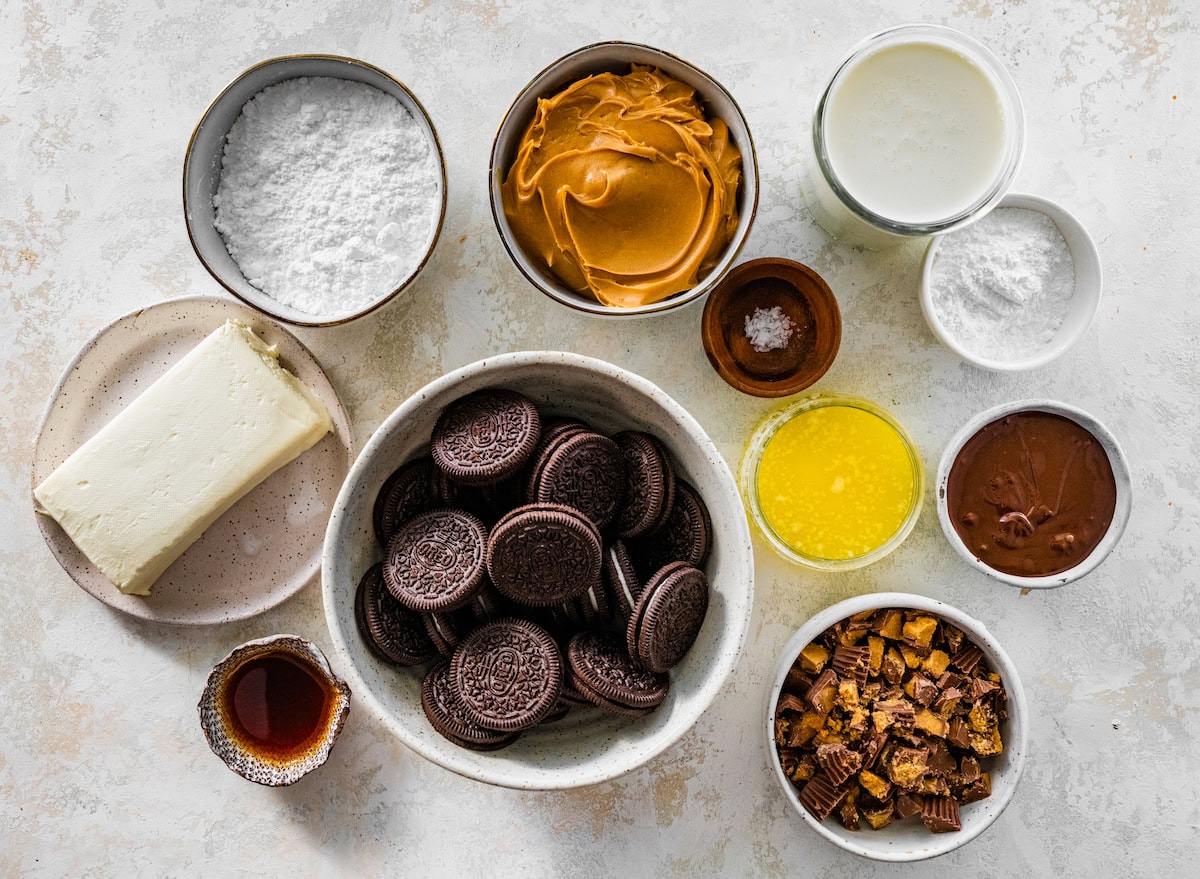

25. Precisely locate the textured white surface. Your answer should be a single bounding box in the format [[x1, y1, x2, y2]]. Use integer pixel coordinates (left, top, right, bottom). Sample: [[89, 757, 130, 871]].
[[1, 1, 1196, 876]]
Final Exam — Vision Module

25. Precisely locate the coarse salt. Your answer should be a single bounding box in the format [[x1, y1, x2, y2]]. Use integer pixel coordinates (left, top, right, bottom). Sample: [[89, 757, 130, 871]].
[[213, 76, 441, 317], [744, 305, 795, 352], [929, 207, 1076, 361]]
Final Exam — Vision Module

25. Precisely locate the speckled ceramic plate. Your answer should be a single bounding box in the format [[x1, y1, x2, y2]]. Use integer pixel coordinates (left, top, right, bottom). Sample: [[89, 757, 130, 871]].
[[31, 295, 354, 625]]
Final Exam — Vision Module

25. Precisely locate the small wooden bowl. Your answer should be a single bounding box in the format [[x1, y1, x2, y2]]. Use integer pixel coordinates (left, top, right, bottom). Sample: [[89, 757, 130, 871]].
[[701, 258, 841, 397]]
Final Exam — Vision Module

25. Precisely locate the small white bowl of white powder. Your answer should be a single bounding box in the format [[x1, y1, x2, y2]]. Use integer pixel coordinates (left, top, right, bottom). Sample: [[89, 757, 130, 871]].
[[919, 193, 1102, 371], [184, 55, 446, 326]]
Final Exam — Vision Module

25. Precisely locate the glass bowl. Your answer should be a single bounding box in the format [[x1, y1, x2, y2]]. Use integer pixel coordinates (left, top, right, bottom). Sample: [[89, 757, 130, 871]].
[[739, 394, 924, 570], [800, 24, 1025, 249]]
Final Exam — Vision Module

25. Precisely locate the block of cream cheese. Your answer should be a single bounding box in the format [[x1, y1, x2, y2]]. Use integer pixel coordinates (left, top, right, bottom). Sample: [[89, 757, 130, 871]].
[[34, 320, 332, 596]]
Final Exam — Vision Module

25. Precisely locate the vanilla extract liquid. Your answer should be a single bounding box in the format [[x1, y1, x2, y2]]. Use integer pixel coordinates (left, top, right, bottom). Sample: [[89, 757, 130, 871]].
[[223, 652, 333, 760]]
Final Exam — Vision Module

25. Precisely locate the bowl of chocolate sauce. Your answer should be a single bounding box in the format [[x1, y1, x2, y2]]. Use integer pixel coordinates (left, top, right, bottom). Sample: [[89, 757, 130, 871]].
[[936, 400, 1131, 588]]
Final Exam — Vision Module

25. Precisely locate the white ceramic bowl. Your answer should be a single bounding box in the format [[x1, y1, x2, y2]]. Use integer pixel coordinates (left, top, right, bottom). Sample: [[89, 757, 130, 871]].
[[322, 351, 755, 789], [919, 192, 1102, 370], [489, 41, 759, 317], [936, 399, 1133, 588], [183, 54, 447, 327], [766, 592, 1029, 862]]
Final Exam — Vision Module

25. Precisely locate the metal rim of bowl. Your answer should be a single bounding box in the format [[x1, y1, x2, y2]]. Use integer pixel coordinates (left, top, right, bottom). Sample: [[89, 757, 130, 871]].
[[918, 192, 1104, 371], [738, 393, 925, 571], [487, 40, 760, 318], [935, 398, 1133, 588], [182, 53, 448, 328], [764, 592, 1029, 861]]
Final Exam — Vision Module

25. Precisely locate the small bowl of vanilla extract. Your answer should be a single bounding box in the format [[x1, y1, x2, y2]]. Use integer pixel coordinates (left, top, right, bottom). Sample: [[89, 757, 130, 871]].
[[198, 634, 351, 786]]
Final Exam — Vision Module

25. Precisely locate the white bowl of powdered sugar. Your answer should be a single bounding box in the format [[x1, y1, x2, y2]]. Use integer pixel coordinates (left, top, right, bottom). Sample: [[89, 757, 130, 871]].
[[918, 193, 1102, 371], [184, 55, 447, 327]]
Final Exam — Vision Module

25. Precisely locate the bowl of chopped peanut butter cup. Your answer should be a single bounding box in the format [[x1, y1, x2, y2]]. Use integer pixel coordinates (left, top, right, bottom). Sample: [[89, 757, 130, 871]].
[[766, 593, 1028, 861]]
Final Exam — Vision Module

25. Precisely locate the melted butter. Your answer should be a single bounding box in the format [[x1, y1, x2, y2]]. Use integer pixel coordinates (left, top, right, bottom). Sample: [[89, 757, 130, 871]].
[[501, 65, 742, 308], [756, 405, 917, 560]]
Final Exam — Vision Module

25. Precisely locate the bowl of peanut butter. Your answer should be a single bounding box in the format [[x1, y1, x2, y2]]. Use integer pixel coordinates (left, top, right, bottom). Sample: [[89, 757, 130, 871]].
[[489, 41, 759, 316]]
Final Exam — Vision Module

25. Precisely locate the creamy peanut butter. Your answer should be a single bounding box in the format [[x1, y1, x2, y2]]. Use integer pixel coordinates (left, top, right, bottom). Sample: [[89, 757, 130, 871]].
[[501, 65, 742, 308]]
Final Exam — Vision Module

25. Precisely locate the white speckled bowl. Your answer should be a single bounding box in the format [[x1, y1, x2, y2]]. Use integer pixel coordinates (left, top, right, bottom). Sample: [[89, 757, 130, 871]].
[[489, 41, 759, 317], [936, 399, 1133, 588], [322, 351, 755, 789], [183, 54, 447, 327], [766, 593, 1029, 862], [919, 192, 1103, 371]]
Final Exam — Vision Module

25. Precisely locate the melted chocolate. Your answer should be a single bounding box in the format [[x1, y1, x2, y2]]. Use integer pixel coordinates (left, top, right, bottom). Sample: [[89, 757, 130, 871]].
[[946, 411, 1116, 577]]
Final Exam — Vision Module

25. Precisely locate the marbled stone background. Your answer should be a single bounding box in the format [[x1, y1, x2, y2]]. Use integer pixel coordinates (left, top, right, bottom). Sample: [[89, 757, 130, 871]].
[[2, 0, 1196, 875]]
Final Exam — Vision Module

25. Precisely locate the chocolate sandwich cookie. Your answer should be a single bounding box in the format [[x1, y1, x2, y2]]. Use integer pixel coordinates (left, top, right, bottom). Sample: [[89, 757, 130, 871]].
[[567, 631, 669, 717], [602, 540, 643, 622], [373, 458, 436, 547], [576, 576, 611, 625], [546, 598, 587, 631], [464, 581, 509, 626], [421, 662, 520, 751], [487, 503, 601, 607], [423, 608, 477, 657], [613, 431, 675, 539], [354, 563, 438, 666], [431, 388, 541, 486], [531, 431, 625, 529], [384, 508, 487, 613], [626, 561, 710, 673], [521, 420, 591, 504], [450, 618, 564, 732], [630, 480, 712, 577]]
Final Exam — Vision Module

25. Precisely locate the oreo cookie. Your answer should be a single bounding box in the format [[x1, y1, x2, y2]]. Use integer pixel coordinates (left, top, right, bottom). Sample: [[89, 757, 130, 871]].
[[487, 503, 601, 607], [630, 480, 712, 577], [626, 561, 710, 673], [423, 608, 477, 657], [450, 618, 564, 732], [522, 420, 591, 504], [373, 458, 436, 547], [353, 386, 720, 751], [602, 541, 643, 622], [384, 508, 487, 613], [567, 631, 669, 716], [354, 563, 439, 666], [530, 431, 625, 529], [421, 662, 520, 750], [431, 389, 541, 486], [613, 431, 675, 539]]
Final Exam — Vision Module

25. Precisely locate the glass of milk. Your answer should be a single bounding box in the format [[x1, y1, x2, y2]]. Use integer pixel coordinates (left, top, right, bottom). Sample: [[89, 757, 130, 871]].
[[801, 24, 1025, 249]]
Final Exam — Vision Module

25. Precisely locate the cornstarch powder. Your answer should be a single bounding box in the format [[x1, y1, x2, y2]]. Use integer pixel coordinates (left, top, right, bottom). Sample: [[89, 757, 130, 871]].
[[929, 207, 1076, 360], [213, 77, 440, 316]]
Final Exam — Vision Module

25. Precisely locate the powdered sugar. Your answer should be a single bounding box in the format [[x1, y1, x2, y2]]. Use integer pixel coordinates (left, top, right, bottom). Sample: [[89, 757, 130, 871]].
[[929, 207, 1076, 360], [744, 306, 795, 352], [213, 76, 440, 317]]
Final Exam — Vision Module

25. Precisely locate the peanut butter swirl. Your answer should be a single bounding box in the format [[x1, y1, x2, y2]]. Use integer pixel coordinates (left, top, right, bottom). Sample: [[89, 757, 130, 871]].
[[501, 65, 742, 308]]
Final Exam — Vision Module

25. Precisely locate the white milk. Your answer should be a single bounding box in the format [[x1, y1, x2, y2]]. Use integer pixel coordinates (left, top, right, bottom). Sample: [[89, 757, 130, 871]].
[[802, 31, 1019, 249]]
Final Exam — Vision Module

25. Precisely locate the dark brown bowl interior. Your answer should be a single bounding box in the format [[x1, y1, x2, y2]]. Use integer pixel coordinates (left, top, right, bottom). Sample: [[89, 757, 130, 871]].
[[701, 258, 841, 397]]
